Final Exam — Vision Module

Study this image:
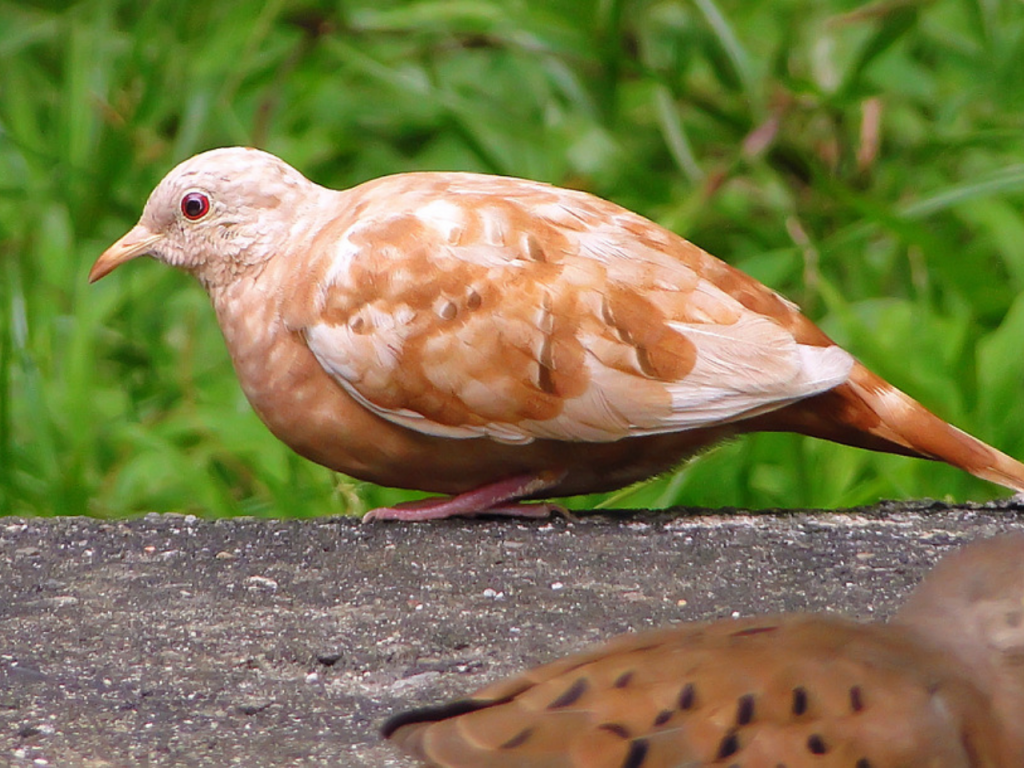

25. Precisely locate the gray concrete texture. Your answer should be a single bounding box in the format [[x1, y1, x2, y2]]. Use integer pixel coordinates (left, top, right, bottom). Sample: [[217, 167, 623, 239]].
[[2, 500, 1023, 766]]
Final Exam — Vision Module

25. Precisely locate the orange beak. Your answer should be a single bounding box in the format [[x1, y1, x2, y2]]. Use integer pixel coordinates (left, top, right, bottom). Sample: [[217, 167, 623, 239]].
[[89, 224, 164, 283]]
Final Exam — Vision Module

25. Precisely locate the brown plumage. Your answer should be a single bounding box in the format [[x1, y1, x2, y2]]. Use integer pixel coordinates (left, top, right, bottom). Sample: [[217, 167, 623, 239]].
[[384, 533, 1024, 767], [90, 147, 1024, 519]]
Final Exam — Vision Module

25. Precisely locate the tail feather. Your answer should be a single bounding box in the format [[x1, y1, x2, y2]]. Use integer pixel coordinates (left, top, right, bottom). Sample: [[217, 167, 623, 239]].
[[755, 362, 1024, 495]]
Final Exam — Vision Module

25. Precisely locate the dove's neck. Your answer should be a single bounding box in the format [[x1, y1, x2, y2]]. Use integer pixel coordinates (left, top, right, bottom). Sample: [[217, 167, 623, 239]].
[[201, 185, 346, 412], [194, 185, 343, 293]]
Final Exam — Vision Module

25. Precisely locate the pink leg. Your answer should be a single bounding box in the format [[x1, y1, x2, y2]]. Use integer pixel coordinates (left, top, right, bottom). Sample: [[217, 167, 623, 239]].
[[362, 470, 567, 522]]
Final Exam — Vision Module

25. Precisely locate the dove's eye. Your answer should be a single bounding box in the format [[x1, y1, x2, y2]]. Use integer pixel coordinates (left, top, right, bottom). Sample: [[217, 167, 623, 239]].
[[181, 192, 211, 220]]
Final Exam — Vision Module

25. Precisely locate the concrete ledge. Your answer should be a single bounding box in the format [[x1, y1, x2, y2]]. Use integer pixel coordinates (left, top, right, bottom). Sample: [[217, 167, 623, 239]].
[[3, 501, 1023, 766]]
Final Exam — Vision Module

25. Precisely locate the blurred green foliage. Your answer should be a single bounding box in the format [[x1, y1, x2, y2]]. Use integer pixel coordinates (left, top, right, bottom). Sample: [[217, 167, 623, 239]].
[[2, 0, 1024, 517]]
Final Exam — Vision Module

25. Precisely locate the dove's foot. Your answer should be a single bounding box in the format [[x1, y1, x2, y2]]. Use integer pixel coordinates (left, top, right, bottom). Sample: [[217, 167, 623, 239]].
[[362, 470, 567, 522]]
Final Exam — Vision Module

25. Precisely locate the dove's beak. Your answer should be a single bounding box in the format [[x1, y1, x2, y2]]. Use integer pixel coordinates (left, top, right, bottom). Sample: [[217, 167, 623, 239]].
[[89, 224, 164, 283]]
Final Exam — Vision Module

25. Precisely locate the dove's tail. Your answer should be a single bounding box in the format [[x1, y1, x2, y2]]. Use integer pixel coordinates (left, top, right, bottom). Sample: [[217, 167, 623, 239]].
[[757, 361, 1024, 494]]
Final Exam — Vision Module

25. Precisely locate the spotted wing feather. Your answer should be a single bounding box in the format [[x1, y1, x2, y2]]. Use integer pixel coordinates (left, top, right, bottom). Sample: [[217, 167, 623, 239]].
[[385, 616, 1006, 767]]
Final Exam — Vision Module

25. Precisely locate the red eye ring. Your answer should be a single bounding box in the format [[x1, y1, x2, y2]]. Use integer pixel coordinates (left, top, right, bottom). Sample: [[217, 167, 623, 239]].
[[181, 191, 210, 220]]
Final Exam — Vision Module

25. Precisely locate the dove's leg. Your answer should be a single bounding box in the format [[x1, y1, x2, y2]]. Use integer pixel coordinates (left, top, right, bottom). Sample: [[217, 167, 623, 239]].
[[362, 470, 567, 522]]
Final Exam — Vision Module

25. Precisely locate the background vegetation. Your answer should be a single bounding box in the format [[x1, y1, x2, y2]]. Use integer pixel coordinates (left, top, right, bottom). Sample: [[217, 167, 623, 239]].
[[3, 0, 1024, 517]]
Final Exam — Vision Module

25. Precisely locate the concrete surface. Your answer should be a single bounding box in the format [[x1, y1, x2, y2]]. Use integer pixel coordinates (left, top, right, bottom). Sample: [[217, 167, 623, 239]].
[[2, 500, 1023, 767]]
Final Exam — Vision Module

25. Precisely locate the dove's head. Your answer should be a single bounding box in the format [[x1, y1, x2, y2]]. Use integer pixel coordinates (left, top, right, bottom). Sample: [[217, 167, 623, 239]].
[[896, 533, 1024, 736], [90, 147, 331, 290]]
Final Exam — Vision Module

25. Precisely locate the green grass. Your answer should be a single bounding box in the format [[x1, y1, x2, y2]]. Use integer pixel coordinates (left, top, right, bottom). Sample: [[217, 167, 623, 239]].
[[3, 0, 1024, 517]]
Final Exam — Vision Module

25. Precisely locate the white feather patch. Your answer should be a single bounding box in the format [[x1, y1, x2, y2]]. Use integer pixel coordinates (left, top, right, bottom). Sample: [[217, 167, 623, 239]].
[[415, 199, 467, 243]]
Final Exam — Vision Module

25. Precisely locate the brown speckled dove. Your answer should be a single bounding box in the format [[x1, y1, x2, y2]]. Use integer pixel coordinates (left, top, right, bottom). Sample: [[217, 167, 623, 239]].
[[90, 147, 1024, 520], [384, 533, 1024, 766]]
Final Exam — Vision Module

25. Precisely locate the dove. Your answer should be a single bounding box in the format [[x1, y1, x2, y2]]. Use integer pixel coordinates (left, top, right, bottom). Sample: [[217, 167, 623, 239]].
[[90, 147, 1024, 520], [383, 533, 1024, 766]]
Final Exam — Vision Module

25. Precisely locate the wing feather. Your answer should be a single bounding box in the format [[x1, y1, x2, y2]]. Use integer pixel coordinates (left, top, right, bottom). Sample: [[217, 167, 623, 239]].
[[287, 172, 854, 444]]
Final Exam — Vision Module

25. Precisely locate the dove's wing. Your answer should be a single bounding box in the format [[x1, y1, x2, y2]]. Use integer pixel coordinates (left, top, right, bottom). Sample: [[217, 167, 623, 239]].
[[284, 172, 853, 445], [384, 615, 1003, 768]]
